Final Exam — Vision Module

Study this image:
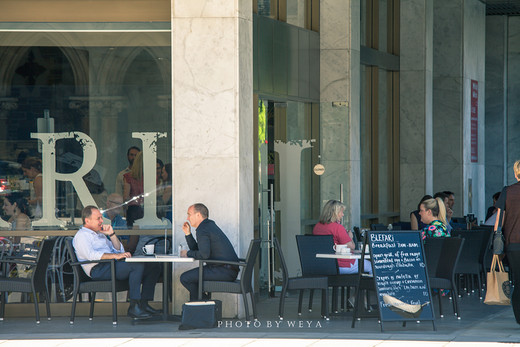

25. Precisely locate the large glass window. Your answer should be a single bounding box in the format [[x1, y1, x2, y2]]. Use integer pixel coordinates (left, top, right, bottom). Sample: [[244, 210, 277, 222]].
[[0, 28, 171, 233], [254, 0, 319, 31], [360, 0, 400, 227]]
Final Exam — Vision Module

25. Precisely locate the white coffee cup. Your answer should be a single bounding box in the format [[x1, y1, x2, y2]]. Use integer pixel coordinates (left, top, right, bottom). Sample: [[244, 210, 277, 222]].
[[333, 244, 350, 254], [143, 244, 155, 255]]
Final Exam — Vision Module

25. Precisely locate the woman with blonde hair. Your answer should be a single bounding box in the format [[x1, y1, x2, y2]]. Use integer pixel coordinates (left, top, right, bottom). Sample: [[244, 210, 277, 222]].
[[419, 197, 449, 240], [313, 200, 372, 274]]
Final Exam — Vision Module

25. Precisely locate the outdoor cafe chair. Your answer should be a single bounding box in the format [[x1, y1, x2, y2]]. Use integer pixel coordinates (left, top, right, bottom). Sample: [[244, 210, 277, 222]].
[[65, 239, 129, 325], [46, 236, 73, 302], [197, 238, 261, 322], [295, 234, 359, 313], [424, 237, 465, 319], [0, 238, 56, 323], [451, 230, 487, 297], [274, 237, 329, 320]]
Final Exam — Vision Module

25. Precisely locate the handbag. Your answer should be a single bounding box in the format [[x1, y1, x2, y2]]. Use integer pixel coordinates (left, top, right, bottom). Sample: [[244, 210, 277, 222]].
[[484, 254, 512, 305], [493, 188, 506, 255], [179, 300, 222, 330]]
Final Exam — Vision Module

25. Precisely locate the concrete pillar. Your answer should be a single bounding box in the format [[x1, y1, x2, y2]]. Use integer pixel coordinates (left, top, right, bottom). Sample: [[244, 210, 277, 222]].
[[171, 0, 253, 318], [433, 0, 485, 220], [485, 16, 508, 209], [319, 0, 361, 228], [399, 0, 434, 220], [507, 17, 520, 181]]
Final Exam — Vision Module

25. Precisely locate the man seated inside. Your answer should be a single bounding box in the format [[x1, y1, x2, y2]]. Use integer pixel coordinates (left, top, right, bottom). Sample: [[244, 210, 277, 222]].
[[180, 203, 239, 301], [73, 205, 161, 319], [102, 193, 131, 248]]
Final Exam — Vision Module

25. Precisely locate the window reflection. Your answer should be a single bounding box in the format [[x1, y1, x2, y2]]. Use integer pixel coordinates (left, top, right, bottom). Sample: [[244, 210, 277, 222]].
[[0, 30, 171, 230]]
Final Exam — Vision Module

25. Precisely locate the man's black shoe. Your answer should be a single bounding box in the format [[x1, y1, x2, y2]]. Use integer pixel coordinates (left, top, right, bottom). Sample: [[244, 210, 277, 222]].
[[141, 300, 162, 315], [128, 302, 152, 319]]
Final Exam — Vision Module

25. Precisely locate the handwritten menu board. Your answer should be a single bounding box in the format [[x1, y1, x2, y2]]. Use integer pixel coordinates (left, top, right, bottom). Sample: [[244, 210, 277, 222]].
[[368, 231, 435, 324]]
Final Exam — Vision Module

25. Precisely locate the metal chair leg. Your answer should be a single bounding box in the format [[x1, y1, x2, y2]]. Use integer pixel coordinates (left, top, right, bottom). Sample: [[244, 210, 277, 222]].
[[32, 289, 40, 323]]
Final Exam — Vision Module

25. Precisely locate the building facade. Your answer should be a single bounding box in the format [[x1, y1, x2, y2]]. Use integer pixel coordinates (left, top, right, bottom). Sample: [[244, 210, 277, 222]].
[[0, 0, 517, 317]]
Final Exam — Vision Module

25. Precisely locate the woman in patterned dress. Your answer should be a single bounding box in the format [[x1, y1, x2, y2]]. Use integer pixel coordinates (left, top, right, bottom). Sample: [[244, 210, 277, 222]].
[[419, 197, 449, 240]]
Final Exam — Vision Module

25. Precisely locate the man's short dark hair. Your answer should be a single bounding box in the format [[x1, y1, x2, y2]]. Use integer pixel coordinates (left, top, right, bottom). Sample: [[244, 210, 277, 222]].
[[443, 190, 454, 196], [82, 205, 99, 224], [433, 192, 448, 201], [193, 203, 209, 219], [127, 146, 141, 156], [157, 158, 164, 168]]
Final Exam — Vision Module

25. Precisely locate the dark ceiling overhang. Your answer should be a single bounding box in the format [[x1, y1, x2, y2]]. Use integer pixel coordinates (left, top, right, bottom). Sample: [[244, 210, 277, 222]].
[[482, 0, 520, 15]]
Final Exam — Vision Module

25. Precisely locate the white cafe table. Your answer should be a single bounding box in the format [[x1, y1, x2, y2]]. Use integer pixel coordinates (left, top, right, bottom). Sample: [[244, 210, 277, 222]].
[[316, 252, 370, 260], [125, 255, 194, 320]]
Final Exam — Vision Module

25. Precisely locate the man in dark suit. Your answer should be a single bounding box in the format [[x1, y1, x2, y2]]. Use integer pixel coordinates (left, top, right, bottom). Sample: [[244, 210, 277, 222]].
[[180, 203, 239, 301]]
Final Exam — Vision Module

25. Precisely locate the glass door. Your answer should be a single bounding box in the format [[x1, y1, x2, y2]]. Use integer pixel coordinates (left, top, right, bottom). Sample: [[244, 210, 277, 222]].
[[256, 98, 320, 295]]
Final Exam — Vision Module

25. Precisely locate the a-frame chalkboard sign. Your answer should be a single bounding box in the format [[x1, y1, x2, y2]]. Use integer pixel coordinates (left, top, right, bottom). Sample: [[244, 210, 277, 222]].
[[352, 230, 436, 331]]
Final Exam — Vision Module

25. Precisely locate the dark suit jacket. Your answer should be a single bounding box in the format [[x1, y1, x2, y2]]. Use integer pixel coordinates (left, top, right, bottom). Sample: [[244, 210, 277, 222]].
[[185, 218, 239, 262]]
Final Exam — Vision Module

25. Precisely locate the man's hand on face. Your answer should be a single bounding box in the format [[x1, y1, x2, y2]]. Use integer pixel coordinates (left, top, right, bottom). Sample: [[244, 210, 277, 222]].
[[100, 224, 114, 236], [182, 222, 191, 236]]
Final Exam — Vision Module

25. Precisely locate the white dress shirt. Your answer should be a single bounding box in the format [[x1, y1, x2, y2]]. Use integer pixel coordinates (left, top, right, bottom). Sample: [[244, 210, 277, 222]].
[[72, 226, 124, 277]]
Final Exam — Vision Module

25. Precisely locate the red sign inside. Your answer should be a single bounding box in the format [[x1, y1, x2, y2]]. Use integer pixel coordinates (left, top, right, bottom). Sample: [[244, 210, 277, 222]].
[[471, 80, 478, 163]]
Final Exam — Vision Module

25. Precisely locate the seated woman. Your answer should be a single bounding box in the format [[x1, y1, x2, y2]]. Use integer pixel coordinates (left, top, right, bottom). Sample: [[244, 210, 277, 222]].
[[419, 197, 450, 240], [410, 195, 432, 230], [313, 200, 372, 275], [2, 192, 31, 243]]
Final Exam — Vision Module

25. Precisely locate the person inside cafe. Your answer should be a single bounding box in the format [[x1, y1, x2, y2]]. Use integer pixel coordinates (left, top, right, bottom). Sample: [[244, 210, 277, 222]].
[[179, 203, 239, 301], [313, 199, 372, 275], [158, 163, 172, 222], [21, 157, 42, 219], [3, 192, 31, 232], [2, 192, 31, 244], [73, 205, 161, 319], [410, 195, 433, 230], [102, 193, 132, 250], [494, 159, 520, 324], [124, 151, 144, 228], [419, 197, 450, 240], [115, 146, 140, 196]]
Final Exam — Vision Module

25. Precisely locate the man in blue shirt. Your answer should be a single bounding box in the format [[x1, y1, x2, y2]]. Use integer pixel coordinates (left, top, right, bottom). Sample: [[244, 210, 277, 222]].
[[73, 205, 160, 319]]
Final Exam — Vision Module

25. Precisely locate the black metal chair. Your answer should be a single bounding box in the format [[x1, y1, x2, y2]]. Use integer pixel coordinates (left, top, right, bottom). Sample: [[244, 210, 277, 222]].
[[451, 230, 487, 297], [295, 234, 359, 313], [424, 237, 444, 278], [198, 239, 261, 321], [46, 236, 74, 302], [274, 237, 329, 319], [370, 223, 388, 231], [0, 238, 56, 323], [424, 237, 465, 319], [65, 238, 129, 325]]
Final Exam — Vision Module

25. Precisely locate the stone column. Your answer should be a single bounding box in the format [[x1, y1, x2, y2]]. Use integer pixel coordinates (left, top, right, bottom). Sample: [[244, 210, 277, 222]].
[[319, 0, 361, 228], [433, 0, 485, 219], [171, 0, 253, 318], [399, 0, 434, 220], [485, 16, 508, 199]]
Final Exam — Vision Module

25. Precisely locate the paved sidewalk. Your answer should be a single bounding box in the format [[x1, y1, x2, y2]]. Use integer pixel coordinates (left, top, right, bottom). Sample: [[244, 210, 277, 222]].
[[0, 292, 518, 346]]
